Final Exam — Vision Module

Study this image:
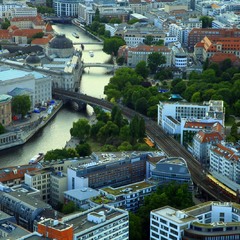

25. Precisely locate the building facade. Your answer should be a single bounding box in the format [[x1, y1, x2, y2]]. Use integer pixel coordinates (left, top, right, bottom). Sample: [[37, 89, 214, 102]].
[[0, 94, 12, 126], [53, 0, 81, 17]]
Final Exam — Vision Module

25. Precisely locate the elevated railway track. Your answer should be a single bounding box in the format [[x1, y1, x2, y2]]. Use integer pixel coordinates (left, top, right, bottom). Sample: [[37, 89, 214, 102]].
[[53, 89, 239, 202]]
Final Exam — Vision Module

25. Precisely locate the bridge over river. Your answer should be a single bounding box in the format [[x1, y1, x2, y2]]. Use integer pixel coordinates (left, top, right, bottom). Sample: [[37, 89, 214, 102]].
[[53, 88, 240, 203], [83, 62, 121, 70]]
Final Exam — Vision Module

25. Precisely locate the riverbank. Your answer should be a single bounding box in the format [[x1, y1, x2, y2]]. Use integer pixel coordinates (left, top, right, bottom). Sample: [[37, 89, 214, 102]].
[[0, 101, 63, 151]]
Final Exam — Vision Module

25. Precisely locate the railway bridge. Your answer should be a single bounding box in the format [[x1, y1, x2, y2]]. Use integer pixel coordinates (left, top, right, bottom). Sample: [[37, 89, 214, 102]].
[[53, 88, 239, 203]]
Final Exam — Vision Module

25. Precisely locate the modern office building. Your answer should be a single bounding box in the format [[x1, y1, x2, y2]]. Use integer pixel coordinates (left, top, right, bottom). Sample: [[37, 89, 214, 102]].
[[98, 181, 156, 212], [53, 0, 81, 17], [67, 152, 150, 190], [150, 201, 240, 240], [157, 100, 225, 135], [38, 205, 129, 240], [151, 157, 193, 190], [0, 94, 12, 126]]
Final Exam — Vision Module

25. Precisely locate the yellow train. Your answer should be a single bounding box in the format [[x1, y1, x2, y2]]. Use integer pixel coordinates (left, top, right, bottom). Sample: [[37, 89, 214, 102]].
[[206, 173, 237, 198]]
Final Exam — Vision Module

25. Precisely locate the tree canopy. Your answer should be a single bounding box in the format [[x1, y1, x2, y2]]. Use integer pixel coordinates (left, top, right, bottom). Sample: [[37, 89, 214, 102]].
[[12, 95, 31, 117], [147, 52, 166, 74], [103, 36, 126, 56], [70, 119, 91, 142]]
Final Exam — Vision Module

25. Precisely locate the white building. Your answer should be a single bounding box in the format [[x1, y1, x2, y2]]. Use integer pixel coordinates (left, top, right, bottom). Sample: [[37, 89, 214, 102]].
[[150, 201, 240, 240], [98, 181, 156, 212], [157, 100, 225, 135], [210, 141, 240, 189], [53, 0, 81, 17], [192, 130, 223, 166], [78, 0, 95, 25], [8, 7, 37, 18], [0, 3, 25, 18], [0, 65, 52, 108]]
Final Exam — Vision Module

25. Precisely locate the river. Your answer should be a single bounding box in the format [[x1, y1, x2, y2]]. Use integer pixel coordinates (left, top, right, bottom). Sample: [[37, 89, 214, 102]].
[[0, 24, 113, 167]]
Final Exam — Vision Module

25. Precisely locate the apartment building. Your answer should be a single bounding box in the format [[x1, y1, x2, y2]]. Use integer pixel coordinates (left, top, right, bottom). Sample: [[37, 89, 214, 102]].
[[157, 100, 225, 135], [38, 205, 129, 240], [67, 152, 150, 190], [180, 120, 224, 145], [210, 142, 240, 190], [0, 3, 25, 18], [151, 201, 240, 240], [24, 168, 52, 202], [0, 191, 53, 231], [128, 0, 150, 15], [118, 45, 171, 67], [8, 7, 37, 18], [0, 94, 12, 126], [188, 28, 240, 50], [98, 181, 156, 212], [192, 130, 224, 167], [195, 36, 240, 61]]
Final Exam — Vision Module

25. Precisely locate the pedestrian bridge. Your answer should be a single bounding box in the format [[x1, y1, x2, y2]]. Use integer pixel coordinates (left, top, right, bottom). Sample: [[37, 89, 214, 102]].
[[83, 62, 122, 70], [73, 42, 103, 45]]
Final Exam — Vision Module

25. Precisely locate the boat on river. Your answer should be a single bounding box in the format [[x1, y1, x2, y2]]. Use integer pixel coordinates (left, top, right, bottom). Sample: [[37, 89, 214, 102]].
[[89, 51, 94, 57], [72, 32, 79, 38], [29, 153, 44, 164]]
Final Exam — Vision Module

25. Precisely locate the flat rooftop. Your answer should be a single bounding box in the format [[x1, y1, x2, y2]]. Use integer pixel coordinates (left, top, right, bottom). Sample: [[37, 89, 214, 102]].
[[101, 181, 155, 196], [63, 205, 127, 234], [152, 206, 196, 224]]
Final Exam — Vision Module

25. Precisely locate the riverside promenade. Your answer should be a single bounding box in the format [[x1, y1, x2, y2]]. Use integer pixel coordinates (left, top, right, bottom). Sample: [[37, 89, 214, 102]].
[[0, 101, 63, 151]]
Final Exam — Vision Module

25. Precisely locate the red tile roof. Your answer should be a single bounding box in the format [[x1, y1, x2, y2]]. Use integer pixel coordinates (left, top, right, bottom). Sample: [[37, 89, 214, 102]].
[[211, 143, 238, 161], [0, 30, 11, 39], [12, 29, 43, 37], [31, 34, 53, 45], [209, 52, 239, 63], [45, 22, 53, 32], [195, 130, 223, 143]]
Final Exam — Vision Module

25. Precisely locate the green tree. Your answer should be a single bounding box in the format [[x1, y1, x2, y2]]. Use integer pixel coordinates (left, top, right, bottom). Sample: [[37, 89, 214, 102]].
[[32, 32, 44, 39], [12, 95, 31, 117], [1, 19, 10, 29], [172, 81, 186, 94], [135, 61, 149, 79], [98, 25, 105, 35], [61, 201, 76, 214], [97, 121, 119, 142], [234, 100, 240, 117], [94, 8, 100, 22], [119, 125, 131, 141], [144, 35, 154, 45], [147, 52, 166, 74], [116, 56, 125, 65], [129, 213, 143, 240], [90, 121, 105, 138], [191, 92, 201, 102], [109, 18, 121, 24], [135, 97, 148, 115], [76, 143, 92, 156], [103, 37, 126, 56], [44, 148, 78, 160], [200, 16, 213, 28], [118, 141, 133, 151], [128, 19, 139, 25], [104, 30, 111, 38], [70, 119, 90, 142], [0, 124, 5, 134]]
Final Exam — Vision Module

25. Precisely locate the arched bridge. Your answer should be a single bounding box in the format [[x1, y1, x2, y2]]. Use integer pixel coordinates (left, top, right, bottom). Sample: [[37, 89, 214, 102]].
[[53, 88, 240, 203], [73, 42, 103, 45], [83, 63, 121, 70]]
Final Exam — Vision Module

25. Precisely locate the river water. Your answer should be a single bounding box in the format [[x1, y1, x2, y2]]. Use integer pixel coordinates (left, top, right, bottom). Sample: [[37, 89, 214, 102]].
[[0, 24, 113, 167]]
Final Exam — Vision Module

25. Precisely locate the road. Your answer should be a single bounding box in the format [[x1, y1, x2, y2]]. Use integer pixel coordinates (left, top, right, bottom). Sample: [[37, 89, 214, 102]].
[[53, 89, 237, 202]]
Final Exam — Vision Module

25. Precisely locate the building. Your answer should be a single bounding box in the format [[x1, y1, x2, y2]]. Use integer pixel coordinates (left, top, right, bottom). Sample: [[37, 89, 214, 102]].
[[157, 100, 225, 135], [181, 120, 224, 145], [194, 36, 240, 61], [1, 34, 83, 92], [64, 187, 100, 210], [192, 130, 224, 167], [0, 94, 12, 126], [151, 157, 193, 189], [0, 191, 53, 231], [210, 141, 240, 190], [150, 201, 240, 240], [128, 0, 150, 15], [50, 171, 68, 207], [0, 65, 52, 108], [53, 0, 81, 17], [98, 181, 156, 212], [38, 205, 129, 240], [0, 3, 26, 19], [8, 7, 37, 18], [67, 152, 150, 190], [118, 45, 171, 67], [188, 28, 240, 50]]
